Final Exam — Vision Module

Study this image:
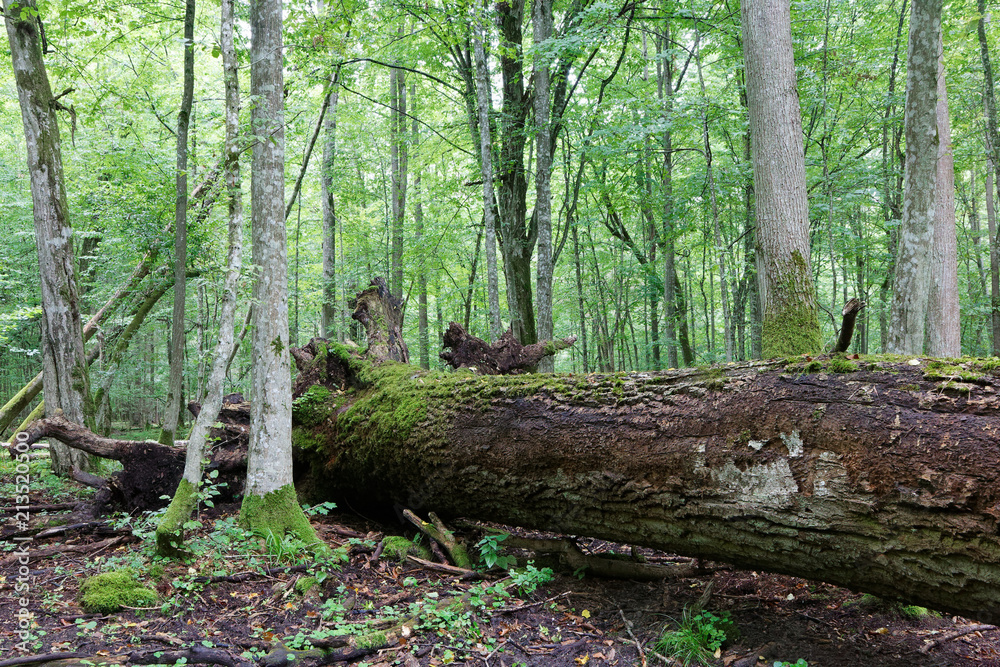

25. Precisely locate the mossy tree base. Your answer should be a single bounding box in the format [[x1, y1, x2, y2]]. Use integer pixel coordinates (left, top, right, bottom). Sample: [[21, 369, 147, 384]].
[[239, 483, 327, 556], [155, 478, 198, 558]]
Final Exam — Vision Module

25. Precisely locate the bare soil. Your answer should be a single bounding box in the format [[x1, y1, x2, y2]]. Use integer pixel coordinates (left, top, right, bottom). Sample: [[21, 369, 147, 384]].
[[3, 473, 999, 667]]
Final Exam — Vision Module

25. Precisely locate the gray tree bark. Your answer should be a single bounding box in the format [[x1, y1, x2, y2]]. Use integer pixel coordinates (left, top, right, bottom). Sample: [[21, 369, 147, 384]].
[[887, 0, 941, 354], [473, 5, 504, 342], [320, 71, 339, 340], [240, 0, 318, 547], [5, 0, 92, 473], [161, 0, 196, 446], [533, 0, 554, 371], [740, 0, 822, 358], [389, 43, 407, 301], [927, 35, 959, 357]]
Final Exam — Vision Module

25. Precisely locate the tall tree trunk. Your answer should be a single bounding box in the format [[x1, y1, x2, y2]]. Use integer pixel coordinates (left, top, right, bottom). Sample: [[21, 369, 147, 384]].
[[879, 0, 907, 352], [389, 46, 407, 301], [887, 0, 941, 354], [978, 0, 1000, 355], [658, 21, 679, 368], [157, 0, 245, 554], [411, 82, 429, 370], [694, 29, 734, 362], [161, 0, 196, 446], [989, 155, 1000, 355], [741, 0, 822, 358], [240, 0, 320, 550], [572, 226, 589, 372], [473, 4, 504, 342], [533, 0, 554, 371], [926, 36, 959, 357], [320, 59, 340, 339], [4, 0, 92, 473], [496, 0, 536, 346]]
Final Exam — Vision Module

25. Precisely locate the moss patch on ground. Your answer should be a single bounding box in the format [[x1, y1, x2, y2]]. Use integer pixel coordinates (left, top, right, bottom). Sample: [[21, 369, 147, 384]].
[[382, 535, 432, 562], [79, 570, 157, 613], [239, 484, 328, 557]]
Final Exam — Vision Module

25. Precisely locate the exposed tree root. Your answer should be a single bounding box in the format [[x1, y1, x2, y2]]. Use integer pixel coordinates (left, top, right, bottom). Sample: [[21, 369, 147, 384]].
[[439, 321, 576, 374]]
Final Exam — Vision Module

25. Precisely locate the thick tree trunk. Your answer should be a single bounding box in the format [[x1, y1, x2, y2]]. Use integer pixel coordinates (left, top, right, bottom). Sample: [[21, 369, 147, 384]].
[[740, 0, 822, 358], [887, 0, 941, 354], [927, 36, 959, 357], [291, 352, 1000, 622], [5, 0, 93, 473]]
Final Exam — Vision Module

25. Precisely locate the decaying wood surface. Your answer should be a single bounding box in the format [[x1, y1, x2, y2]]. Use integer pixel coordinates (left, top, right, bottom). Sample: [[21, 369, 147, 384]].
[[439, 321, 577, 374], [291, 349, 1000, 622]]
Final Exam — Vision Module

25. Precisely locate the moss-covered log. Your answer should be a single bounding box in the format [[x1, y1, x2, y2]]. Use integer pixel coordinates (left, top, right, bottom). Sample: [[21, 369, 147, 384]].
[[293, 351, 1000, 622]]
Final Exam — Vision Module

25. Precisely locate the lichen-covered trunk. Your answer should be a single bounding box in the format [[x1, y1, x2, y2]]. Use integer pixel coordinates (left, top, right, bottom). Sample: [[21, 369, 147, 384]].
[[297, 356, 1000, 621], [887, 0, 941, 354], [741, 0, 821, 358], [5, 0, 92, 473], [927, 36, 959, 357]]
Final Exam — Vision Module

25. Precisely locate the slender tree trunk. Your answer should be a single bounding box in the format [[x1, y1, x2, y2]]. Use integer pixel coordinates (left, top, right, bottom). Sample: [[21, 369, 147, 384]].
[[410, 82, 429, 370], [161, 0, 196, 446], [390, 43, 407, 301], [320, 85, 339, 338], [240, 0, 320, 550], [658, 22, 679, 368], [988, 155, 1000, 355], [887, 0, 941, 354], [157, 0, 245, 554], [572, 226, 589, 371], [879, 0, 907, 352], [741, 0, 822, 358], [695, 30, 734, 362], [533, 0, 554, 371], [978, 0, 1000, 354], [926, 36, 959, 356], [5, 0, 92, 473], [473, 4, 504, 342]]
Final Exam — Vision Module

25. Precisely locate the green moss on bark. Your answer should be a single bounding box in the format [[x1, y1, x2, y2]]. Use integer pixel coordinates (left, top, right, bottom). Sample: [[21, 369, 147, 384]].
[[155, 478, 198, 558], [239, 483, 327, 556]]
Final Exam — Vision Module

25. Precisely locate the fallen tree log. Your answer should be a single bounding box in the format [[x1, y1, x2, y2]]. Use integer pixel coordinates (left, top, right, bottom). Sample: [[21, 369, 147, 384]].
[[291, 350, 1000, 622]]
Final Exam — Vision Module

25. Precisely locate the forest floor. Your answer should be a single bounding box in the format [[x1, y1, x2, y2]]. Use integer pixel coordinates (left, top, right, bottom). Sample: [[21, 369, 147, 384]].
[[3, 453, 1000, 667]]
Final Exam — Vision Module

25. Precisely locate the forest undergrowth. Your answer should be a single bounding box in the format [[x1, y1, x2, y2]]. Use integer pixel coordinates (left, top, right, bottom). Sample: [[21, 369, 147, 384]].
[[2, 451, 999, 667]]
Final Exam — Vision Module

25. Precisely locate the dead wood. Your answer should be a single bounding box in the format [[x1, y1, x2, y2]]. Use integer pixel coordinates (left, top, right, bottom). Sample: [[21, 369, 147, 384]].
[[0, 654, 88, 667], [439, 321, 577, 374], [294, 351, 1000, 622], [832, 297, 866, 353], [918, 624, 1000, 653], [350, 276, 408, 364], [0, 535, 131, 566], [11, 414, 246, 513], [71, 469, 107, 488], [502, 535, 697, 580]]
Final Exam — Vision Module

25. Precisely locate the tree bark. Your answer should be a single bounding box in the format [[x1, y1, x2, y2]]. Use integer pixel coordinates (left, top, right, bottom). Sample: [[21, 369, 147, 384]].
[[389, 41, 407, 301], [241, 0, 320, 550], [927, 35, 959, 357], [887, 0, 941, 354], [740, 0, 822, 358], [978, 0, 1000, 355], [161, 0, 196, 446], [5, 0, 93, 473], [472, 9, 504, 343], [533, 0, 554, 371], [293, 351, 1000, 622], [156, 0, 246, 556]]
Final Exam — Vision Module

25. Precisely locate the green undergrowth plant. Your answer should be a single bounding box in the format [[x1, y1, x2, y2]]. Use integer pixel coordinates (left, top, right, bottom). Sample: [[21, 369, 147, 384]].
[[773, 661, 809, 667], [476, 533, 517, 570], [655, 608, 736, 666]]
